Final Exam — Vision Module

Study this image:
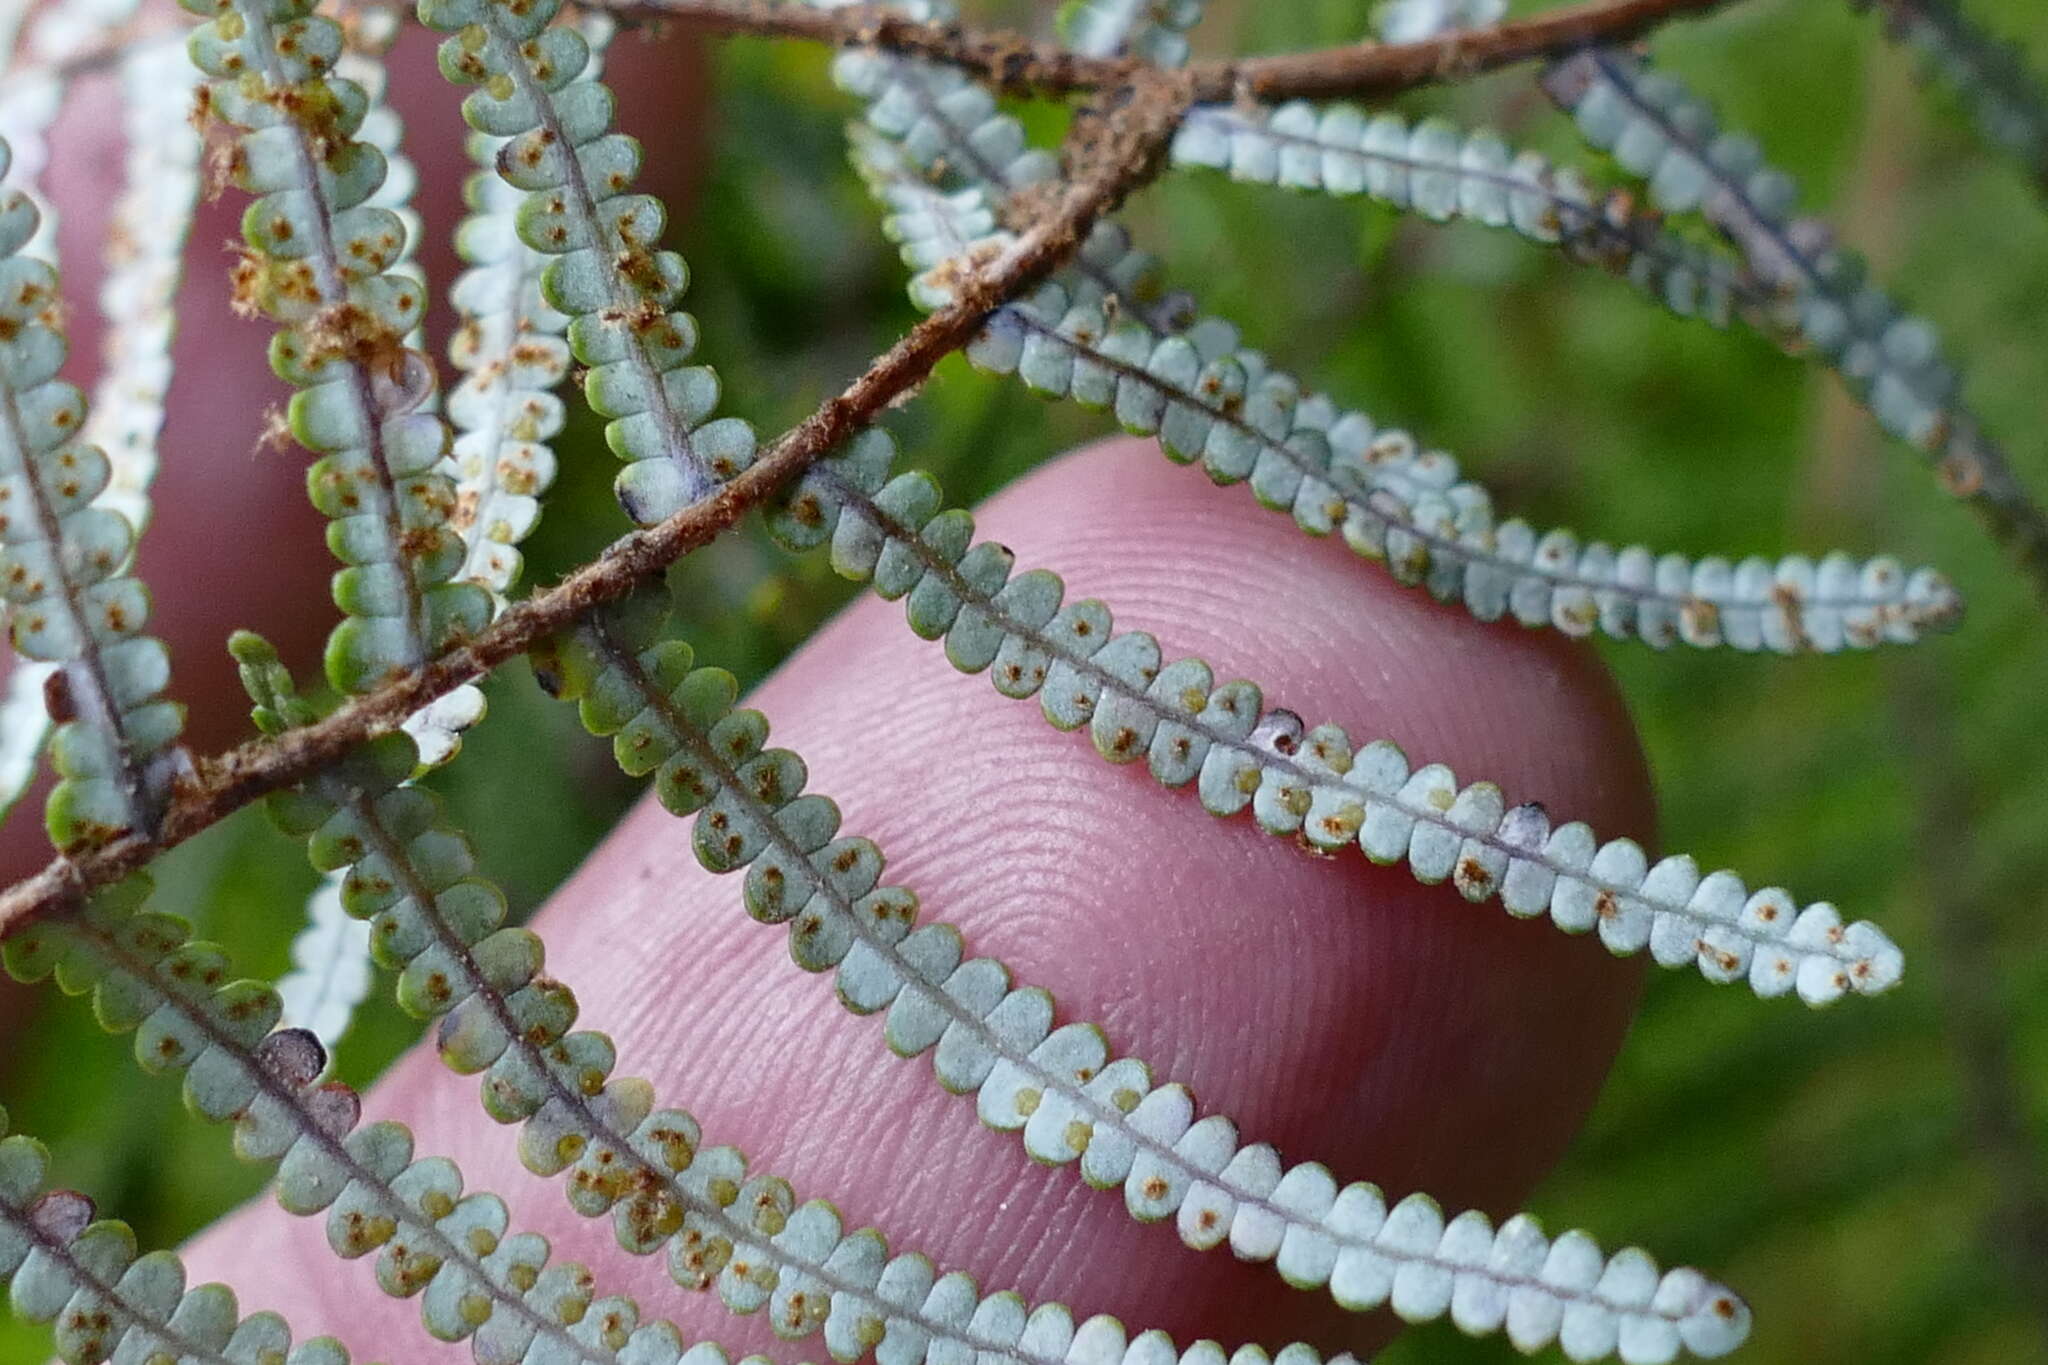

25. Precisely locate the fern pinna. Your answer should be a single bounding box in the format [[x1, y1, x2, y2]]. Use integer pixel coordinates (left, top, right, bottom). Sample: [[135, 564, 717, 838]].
[[0, 0, 2044, 1363]]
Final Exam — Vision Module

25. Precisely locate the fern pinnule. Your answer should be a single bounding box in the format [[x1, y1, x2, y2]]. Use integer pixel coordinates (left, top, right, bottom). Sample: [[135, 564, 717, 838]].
[[420, 0, 755, 526], [0, 134, 186, 850], [78, 36, 199, 542], [955, 284, 1963, 652], [441, 20, 610, 602], [6, 25, 198, 830]]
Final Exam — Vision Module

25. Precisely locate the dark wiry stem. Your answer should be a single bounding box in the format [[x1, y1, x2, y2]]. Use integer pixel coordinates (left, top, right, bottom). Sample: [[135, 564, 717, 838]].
[[581, 0, 1733, 103]]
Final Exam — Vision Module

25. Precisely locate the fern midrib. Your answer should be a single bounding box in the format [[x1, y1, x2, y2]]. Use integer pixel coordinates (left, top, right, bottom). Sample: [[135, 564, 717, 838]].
[[482, 13, 711, 504], [1582, 52, 1852, 305], [0, 375, 148, 832], [235, 0, 430, 668], [66, 914, 616, 1365]]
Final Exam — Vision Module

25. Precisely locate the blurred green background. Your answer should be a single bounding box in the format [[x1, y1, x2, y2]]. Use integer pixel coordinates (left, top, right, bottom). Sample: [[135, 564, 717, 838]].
[[3, 0, 2046, 1360]]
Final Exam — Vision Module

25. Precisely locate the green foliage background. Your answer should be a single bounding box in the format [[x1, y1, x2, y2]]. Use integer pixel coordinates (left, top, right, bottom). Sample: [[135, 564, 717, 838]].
[[4, 0, 2046, 1360]]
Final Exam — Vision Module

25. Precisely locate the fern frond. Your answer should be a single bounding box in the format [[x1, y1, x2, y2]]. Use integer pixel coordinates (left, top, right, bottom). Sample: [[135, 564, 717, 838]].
[[0, 1105, 376, 1365], [420, 0, 755, 526], [183, 0, 491, 695], [1852, 0, 2048, 196], [840, 50, 1962, 652], [1170, 104, 1748, 325], [0, 872, 734, 1365], [537, 584, 1756, 1363], [1543, 46, 2048, 582], [0, 33, 204, 832], [968, 277, 1961, 651], [0, 35, 206, 835], [1056, 0, 1207, 67], [0, 135, 187, 850], [761, 426, 1907, 1006]]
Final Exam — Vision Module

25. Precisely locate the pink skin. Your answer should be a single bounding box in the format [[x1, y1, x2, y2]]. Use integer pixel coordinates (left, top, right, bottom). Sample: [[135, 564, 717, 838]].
[[182, 437, 1651, 1358]]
